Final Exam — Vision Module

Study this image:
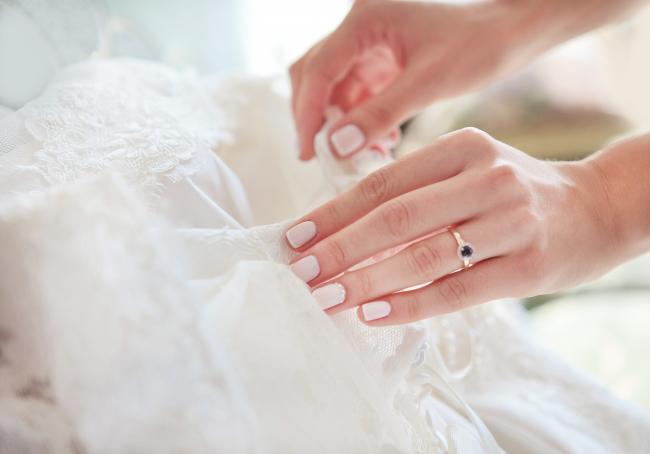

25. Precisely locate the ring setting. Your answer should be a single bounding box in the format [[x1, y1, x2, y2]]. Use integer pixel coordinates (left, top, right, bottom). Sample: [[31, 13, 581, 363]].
[[449, 228, 474, 269]]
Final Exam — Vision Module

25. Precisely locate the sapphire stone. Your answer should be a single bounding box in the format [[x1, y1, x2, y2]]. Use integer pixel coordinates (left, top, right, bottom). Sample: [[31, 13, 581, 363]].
[[460, 245, 473, 258]]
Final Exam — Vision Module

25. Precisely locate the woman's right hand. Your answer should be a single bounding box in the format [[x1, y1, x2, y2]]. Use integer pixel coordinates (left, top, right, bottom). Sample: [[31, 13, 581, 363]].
[[290, 0, 538, 160], [290, 0, 641, 161]]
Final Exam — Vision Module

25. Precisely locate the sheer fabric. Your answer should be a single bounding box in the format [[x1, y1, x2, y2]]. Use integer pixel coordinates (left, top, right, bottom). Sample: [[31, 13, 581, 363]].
[[0, 58, 648, 454]]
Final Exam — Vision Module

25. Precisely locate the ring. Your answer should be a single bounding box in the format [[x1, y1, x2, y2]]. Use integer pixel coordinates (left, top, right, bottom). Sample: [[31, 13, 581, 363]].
[[449, 227, 474, 270]]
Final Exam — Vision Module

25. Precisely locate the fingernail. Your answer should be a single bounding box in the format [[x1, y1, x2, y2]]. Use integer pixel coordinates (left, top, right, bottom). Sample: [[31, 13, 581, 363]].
[[286, 221, 317, 248], [290, 255, 320, 282], [312, 283, 346, 310], [361, 301, 391, 321], [331, 124, 365, 157]]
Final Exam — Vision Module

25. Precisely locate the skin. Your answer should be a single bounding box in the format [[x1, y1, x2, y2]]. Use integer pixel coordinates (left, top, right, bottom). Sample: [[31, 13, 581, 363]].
[[287, 0, 650, 325], [291, 0, 645, 160]]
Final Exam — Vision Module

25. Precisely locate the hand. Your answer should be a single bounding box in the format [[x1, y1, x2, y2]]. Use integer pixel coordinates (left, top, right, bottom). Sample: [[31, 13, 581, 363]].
[[285, 128, 616, 325], [290, 0, 537, 161], [290, 0, 643, 161]]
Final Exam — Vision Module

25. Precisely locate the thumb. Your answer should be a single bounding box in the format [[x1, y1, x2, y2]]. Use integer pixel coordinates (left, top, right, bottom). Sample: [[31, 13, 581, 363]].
[[328, 68, 425, 159]]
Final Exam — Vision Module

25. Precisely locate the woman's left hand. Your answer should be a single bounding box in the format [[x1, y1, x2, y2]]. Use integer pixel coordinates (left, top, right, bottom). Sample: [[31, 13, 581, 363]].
[[285, 128, 615, 325]]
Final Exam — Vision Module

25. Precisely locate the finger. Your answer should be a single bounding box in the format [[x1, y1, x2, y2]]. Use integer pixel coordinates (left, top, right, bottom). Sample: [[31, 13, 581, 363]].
[[290, 169, 497, 285], [357, 256, 524, 325], [373, 127, 401, 154], [329, 67, 374, 112], [314, 215, 513, 314], [330, 46, 398, 112], [289, 57, 304, 117], [328, 65, 428, 159], [368, 143, 389, 157], [290, 38, 327, 118], [285, 131, 475, 250], [388, 127, 400, 146], [294, 24, 360, 160]]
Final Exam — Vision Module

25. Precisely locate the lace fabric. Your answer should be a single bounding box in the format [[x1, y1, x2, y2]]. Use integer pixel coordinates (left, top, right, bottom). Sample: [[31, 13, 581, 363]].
[[12, 59, 229, 194], [0, 57, 649, 453], [0, 170, 504, 453], [0, 175, 259, 454]]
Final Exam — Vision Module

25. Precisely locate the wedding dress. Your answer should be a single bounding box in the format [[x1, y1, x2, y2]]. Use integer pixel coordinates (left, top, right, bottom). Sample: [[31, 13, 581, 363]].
[[1, 4, 650, 454]]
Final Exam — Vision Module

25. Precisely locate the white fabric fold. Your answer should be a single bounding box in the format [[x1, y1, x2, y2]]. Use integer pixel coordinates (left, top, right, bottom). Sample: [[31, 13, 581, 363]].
[[0, 57, 648, 454]]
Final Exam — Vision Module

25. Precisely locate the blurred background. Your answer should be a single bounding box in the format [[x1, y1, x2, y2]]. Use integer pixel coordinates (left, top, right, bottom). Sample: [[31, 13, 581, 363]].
[[3, 0, 649, 410]]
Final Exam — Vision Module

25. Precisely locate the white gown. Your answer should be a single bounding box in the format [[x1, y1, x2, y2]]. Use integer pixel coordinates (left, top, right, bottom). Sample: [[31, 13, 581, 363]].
[[1, 57, 649, 454], [1, 3, 650, 452]]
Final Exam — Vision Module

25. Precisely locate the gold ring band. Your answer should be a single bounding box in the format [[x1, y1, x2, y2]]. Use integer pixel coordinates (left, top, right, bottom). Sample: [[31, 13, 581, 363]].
[[449, 227, 474, 270]]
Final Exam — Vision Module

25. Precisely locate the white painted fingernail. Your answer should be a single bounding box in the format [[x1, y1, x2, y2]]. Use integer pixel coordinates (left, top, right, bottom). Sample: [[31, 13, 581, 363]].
[[286, 221, 317, 248], [290, 255, 320, 282], [331, 124, 365, 157], [312, 283, 346, 310], [361, 301, 391, 321]]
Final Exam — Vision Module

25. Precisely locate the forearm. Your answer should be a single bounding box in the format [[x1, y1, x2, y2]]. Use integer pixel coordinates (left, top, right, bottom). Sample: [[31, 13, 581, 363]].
[[526, 0, 644, 41], [585, 133, 650, 262], [494, 0, 647, 73]]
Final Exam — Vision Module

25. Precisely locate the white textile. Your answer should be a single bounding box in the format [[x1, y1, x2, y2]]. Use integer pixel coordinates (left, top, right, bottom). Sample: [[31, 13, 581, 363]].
[[0, 58, 648, 454]]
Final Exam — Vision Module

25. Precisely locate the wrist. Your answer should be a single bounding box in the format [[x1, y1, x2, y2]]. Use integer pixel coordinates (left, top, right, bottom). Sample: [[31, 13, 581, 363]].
[[545, 159, 624, 285], [581, 136, 650, 261]]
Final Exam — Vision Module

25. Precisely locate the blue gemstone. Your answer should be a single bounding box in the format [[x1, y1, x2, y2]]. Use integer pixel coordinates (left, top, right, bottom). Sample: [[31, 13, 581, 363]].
[[460, 245, 473, 258]]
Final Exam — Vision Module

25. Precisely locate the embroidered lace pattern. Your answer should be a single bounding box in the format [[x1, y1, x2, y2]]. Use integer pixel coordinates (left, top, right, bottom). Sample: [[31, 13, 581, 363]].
[[19, 60, 230, 194]]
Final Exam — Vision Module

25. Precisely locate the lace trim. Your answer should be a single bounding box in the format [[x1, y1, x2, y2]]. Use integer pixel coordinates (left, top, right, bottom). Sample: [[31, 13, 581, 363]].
[[19, 61, 230, 194]]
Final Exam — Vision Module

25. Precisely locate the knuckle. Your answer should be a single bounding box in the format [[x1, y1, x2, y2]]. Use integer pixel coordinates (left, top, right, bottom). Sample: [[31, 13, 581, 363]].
[[407, 242, 442, 280], [479, 142, 500, 161], [357, 269, 376, 297], [359, 169, 391, 206], [443, 127, 497, 162], [323, 201, 343, 226], [404, 297, 426, 322], [457, 127, 491, 144], [323, 239, 348, 270], [488, 163, 519, 187], [437, 277, 467, 311], [380, 199, 413, 239]]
